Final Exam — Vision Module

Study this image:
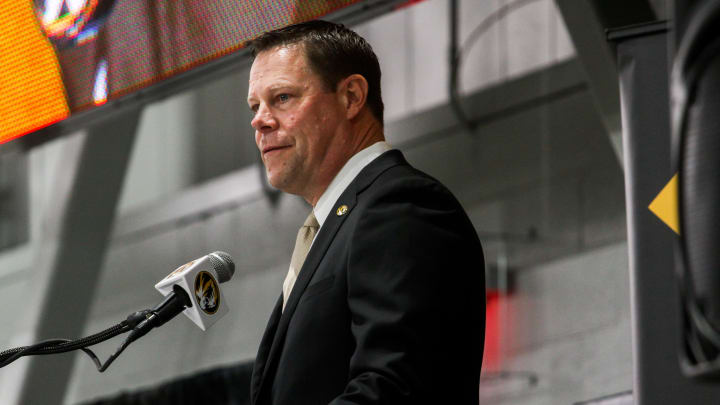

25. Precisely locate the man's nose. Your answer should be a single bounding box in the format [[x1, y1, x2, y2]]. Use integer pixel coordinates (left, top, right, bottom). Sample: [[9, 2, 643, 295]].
[[251, 105, 278, 132]]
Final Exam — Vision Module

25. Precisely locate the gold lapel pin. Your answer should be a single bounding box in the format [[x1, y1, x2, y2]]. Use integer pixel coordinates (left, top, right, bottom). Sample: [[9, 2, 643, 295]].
[[336, 205, 349, 216]]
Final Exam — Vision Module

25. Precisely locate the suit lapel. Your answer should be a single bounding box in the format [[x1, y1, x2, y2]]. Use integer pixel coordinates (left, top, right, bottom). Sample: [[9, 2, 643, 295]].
[[251, 294, 282, 405], [253, 150, 407, 403], [255, 190, 356, 401]]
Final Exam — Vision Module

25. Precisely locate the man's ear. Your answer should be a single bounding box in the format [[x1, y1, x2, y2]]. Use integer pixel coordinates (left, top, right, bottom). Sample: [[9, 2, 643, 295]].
[[338, 74, 369, 120]]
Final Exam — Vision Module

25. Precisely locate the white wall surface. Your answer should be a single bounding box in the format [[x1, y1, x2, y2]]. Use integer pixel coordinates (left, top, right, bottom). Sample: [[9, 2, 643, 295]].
[[357, 0, 575, 122], [481, 243, 631, 404], [117, 93, 197, 212]]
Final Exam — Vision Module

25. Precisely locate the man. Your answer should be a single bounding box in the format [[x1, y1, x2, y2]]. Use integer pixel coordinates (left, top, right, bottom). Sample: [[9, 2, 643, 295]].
[[247, 20, 485, 405]]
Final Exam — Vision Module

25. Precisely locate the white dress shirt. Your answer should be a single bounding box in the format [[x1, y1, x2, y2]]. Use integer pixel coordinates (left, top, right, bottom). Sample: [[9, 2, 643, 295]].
[[313, 141, 392, 229], [282, 141, 392, 311]]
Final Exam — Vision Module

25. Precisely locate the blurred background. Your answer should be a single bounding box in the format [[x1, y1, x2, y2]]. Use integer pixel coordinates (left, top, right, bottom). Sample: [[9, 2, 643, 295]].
[[0, 0, 710, 404]]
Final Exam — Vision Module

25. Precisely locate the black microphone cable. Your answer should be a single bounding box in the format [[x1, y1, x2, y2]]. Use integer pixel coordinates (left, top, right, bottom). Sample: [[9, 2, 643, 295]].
[[0, 251, 232, 372], [0, 308, 154, 371], [0, 284, 195, 372]]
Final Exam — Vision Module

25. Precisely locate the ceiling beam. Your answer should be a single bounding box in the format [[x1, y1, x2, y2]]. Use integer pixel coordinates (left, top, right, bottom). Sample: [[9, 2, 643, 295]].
[[554, 0, 656, 168]]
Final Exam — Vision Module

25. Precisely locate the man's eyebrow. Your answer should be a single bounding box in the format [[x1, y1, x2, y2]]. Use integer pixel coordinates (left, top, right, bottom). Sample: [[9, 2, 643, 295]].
[[247, 84, 298, 108], [247, 84, 293, 99], [268, 84, 296, 93]]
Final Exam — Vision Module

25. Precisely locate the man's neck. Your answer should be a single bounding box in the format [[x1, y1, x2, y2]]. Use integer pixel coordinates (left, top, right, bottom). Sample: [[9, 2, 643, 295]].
[[311, 140, 391, 227], [304, 115, 384, 207]]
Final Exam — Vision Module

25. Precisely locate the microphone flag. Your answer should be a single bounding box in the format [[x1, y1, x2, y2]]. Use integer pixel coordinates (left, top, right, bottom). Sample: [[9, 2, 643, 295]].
[[154, 254, 230, 331]]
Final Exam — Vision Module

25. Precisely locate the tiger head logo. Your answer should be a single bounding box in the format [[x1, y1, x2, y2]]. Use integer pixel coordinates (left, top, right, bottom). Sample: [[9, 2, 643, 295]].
[[194, 271, 220, 314]]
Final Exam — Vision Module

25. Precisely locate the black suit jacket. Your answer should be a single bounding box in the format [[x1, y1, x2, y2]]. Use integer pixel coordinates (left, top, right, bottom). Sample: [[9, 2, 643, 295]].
[[251, 150, 485, 405]]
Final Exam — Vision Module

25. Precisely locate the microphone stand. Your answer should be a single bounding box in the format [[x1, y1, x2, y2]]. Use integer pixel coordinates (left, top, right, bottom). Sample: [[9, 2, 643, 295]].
[[0, 286, 192, 372]]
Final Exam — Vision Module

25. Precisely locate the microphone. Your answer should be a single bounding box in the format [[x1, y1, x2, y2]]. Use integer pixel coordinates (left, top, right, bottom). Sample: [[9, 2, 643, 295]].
[[126, 251, 235, 344], [0, 252, 236, 373]]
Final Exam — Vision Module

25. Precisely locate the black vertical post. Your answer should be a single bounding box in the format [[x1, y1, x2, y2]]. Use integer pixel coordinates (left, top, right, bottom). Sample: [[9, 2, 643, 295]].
[[611, 21, 720, 404]]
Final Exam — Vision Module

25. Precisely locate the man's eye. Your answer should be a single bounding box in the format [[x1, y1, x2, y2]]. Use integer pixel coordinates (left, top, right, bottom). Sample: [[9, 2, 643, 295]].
[[277, 94, 290, 102]]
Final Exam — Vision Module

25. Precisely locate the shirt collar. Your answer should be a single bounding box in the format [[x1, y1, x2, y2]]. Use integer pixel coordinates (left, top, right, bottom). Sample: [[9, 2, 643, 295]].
[[313, 141, 392, 227]]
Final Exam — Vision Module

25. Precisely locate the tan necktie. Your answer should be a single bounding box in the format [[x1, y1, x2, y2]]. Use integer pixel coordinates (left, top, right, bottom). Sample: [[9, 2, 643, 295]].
[[282, 212, 320, 311]]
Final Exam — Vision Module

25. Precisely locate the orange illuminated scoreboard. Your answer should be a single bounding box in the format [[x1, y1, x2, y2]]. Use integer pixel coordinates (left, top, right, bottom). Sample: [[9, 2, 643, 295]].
[[0, 1, 69, 144], [1, 0, 412, 147]]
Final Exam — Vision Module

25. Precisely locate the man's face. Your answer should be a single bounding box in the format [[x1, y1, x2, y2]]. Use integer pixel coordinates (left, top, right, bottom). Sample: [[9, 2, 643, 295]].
[[247, 45, 346, 198]]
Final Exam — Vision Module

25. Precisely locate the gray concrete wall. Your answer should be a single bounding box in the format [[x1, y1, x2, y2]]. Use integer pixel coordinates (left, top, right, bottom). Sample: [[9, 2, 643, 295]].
[[481, 243, 631, 404], [0, 1, 633, 404], [358, 0, 574, 122]]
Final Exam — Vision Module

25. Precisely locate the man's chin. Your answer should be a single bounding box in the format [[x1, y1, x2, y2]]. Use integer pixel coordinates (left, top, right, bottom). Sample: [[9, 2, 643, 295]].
[[265, 172, 282, 191], [266, 171, 292, 193]]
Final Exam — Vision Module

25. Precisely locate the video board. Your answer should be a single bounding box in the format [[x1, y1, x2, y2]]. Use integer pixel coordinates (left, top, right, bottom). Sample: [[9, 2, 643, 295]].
[[0, 0, 363, 145]]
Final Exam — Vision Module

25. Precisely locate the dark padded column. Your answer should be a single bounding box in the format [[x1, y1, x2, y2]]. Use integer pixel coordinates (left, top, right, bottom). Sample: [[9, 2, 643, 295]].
[[613, 22, 720, 404]]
